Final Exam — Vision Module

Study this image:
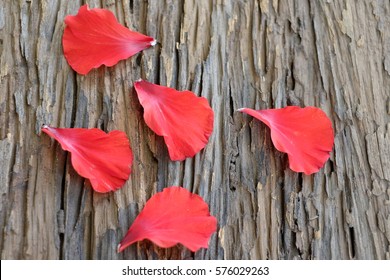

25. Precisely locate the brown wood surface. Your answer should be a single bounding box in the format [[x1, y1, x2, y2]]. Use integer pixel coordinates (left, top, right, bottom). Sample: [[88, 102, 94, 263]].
[[0, 0, 389, 260]]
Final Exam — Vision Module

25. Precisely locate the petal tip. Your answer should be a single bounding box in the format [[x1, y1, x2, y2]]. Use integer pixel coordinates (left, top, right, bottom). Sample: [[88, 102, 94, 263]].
[[150, 39, 157, 46]]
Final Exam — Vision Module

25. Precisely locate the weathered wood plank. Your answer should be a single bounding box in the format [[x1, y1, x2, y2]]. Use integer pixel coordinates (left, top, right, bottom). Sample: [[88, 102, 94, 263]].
[[0, 0, 389, 260]]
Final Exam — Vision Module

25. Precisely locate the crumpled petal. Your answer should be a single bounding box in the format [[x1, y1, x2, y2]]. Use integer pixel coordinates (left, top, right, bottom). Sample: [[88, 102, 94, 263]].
[[134, 79, 214, 161], [63, 4, 156, 75], [118, 186, 217, 252], [239, 106, 334, 175], [42, 125, 133, 193]]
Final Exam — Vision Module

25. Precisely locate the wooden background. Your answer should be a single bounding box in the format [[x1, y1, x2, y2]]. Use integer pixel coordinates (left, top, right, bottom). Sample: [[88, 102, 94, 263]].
[[1, 0, 389, 260]]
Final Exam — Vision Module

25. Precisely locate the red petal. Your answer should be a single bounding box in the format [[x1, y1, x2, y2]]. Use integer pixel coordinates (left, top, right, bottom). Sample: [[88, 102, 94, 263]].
[[63, 5, 156, 75], [134, 80, 214, 161], [239, 106, 334, 175], [41, 125, 133, 193], [118, 186, 217, 252]]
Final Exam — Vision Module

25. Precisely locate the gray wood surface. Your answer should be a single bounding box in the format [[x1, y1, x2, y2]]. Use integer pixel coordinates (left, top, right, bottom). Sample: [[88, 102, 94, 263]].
[[0, 0, 389, 260]]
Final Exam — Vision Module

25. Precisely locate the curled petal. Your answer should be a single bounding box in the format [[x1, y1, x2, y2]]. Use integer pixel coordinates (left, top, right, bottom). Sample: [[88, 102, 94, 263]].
[[239, 106, 334, 175], [134, 79, 214, 161], [42, 125, 133, 193], [63, 5, 156, 74], [118, 186, 217, 252]]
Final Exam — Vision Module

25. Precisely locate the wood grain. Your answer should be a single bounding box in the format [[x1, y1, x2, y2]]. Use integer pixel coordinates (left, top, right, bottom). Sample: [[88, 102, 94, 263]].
[[0, 0, 389, 259]]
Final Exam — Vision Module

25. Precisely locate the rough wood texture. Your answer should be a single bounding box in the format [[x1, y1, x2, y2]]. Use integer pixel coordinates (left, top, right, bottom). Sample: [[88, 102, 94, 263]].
[[1, 0, 389, 260]]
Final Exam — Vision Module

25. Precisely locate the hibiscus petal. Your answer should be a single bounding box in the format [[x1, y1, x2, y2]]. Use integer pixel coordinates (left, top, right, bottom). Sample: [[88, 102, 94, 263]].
[[118, 186, 217, 252], [134, 80, 214, 161], [63, 5, 156, 75], [238, 106, 334, 175], [41, 125, 133, 193]]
